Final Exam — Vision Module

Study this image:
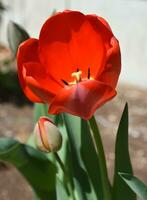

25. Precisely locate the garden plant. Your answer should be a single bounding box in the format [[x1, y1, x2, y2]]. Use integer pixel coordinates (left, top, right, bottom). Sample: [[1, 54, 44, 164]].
[[0, 10, 147, 200]]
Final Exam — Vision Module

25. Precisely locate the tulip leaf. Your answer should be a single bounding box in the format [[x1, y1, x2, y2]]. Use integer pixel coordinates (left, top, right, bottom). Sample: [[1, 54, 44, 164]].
[[34, 103, 48, 122], [119, 173, 147, 200], [112, 103, 136, 200], [7, 21, 30, 56], [56, 178, 69, 200], [34, 103, 56, 123], [63, 114, 90, 200], [0, 137, 57, 200], [81, 119, 103, 199], [0, 1, 5, 12], [63, 114, 102, 200]]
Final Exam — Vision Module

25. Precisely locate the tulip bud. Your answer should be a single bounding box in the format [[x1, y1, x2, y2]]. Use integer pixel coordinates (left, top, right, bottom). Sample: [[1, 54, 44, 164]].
[[33, 117, 62, 153]]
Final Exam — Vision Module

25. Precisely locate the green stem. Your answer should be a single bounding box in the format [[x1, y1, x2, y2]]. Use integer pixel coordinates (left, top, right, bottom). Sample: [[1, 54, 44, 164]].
[[54, 153, 76, 200], [89, 116, 112, 200]]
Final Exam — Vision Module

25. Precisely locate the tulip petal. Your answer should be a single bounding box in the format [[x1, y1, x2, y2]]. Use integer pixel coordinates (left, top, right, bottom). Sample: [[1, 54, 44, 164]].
[[97, 16, 112, 33], [99, 37, 121, 88], [39, 10, 105, 82], [87, 15, 121, 88], [48, 80, 116, 120], [17, 38, 43, 102], [23, 62, 62, 103], [87, 14, 113, 51]]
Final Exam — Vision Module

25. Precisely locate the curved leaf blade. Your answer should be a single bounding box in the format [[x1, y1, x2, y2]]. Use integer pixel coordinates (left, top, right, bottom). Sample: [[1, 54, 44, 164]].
[[63, 114, 103, 200], [7, 21, 29, 56], [63, 114, 90, 200], [112, 103, 136, 200], [120, 173, 147, 200], [81, 119, 103, 199], [56, 178, 69, 200], [0, 137, 56, 199]]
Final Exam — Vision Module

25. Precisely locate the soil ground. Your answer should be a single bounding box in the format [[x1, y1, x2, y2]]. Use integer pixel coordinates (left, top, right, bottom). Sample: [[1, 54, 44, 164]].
[[0, 84, 147, 200]]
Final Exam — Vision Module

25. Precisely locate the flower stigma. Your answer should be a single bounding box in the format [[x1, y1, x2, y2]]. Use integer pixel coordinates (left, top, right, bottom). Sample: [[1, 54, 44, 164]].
[[61, 68, 94, 86], [71, 70, 82, 83]]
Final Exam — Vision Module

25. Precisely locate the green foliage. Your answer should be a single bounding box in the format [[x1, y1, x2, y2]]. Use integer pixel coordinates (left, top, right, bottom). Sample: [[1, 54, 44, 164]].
[[0, 70, 29, 104], [63, 114, 91, 200], [33, 103, 49, 123], [33, 103, 57, 123], [0, 137, 57, 199], [112, 103, 136, 200], [63, 114, 103, 200], [56, 178, 69, 200], [120, 173, 147, 200], [80, 119, 103, 199], [0, 20, 30, 104], [0, 1, 5, 12], [7, 21, 29, 57], [88, 116, 111, 200], [0, 102, 145, 200]]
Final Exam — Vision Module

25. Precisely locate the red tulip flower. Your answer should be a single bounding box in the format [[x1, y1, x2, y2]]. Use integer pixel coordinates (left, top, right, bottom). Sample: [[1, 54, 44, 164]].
[[17, 10, 121, 120]]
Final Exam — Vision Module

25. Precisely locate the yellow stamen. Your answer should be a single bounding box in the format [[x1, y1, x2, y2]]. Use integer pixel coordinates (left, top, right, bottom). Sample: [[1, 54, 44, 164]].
[[71, 70, 82, 83]]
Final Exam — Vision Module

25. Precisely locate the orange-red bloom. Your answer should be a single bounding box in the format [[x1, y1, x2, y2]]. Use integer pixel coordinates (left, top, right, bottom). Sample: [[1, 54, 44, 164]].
[[17, 10, 121, 120]]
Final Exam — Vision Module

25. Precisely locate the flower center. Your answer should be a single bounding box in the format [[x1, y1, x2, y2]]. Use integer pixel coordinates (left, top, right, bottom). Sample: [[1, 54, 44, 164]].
[[61, 68, 93, 86], [71, 70, 82, 83]]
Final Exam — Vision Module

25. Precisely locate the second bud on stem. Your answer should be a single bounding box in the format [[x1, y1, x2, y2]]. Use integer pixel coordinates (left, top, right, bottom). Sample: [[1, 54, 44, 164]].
[[34, 117, 62, 153]]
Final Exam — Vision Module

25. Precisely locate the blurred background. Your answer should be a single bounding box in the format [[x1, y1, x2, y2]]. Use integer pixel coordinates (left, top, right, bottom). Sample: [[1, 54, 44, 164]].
[[0, 0, 147, 199]]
